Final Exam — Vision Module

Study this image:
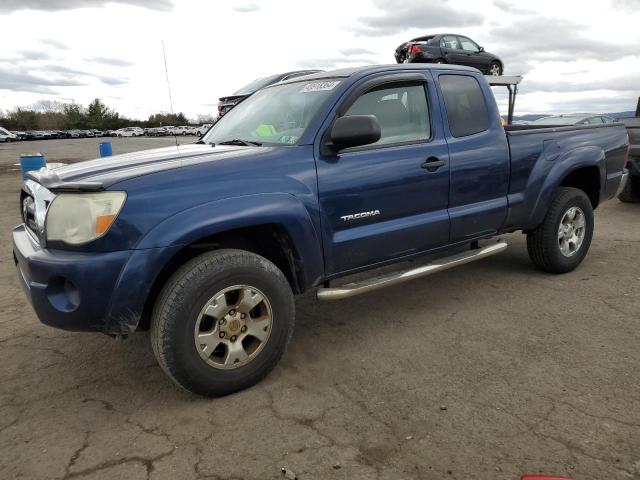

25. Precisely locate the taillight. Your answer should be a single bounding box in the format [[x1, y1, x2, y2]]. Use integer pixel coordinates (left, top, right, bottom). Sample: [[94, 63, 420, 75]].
[[408, 44, 421, 55]]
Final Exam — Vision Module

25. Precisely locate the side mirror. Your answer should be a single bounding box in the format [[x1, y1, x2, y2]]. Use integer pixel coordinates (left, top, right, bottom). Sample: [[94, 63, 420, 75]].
[[330, 115, 381, 151], [478, 46, 485, 52]]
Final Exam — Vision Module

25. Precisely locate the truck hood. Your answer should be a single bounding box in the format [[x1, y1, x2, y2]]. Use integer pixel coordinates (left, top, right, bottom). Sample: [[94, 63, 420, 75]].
[[28, 143, 254, 191]]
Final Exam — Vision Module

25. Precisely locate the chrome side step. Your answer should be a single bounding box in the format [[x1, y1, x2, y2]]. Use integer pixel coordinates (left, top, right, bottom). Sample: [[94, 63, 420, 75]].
[[317, 241, 508, 301]]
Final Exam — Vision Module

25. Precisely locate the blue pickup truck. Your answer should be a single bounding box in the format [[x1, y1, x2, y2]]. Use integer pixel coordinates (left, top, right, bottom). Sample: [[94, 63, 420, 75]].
[[14, 64, 629, 396]]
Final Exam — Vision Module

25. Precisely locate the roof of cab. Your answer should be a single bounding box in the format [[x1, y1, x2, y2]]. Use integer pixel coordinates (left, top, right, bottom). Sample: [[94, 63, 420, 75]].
[[278, 63, 479, 84]]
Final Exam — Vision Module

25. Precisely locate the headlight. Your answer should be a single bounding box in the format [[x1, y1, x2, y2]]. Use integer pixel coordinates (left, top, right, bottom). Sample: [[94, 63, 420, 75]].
[[45, 192, 127, 245]]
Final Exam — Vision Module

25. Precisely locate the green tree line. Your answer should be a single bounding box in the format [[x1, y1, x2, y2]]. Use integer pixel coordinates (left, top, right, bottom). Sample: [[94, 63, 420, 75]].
[[0, 98, 211, 131]]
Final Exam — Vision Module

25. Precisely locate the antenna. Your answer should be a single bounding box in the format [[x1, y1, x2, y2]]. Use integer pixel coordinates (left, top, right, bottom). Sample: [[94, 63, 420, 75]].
[[161, 40, 178, 146]]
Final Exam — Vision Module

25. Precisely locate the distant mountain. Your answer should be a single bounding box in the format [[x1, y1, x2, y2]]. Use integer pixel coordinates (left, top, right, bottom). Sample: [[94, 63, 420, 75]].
[[513, 111, 636, 122]]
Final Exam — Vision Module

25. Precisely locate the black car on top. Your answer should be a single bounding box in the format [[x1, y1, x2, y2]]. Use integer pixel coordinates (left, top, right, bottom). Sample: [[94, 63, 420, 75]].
[[217, 69, 323, 118], [395, 34, 504, 75]]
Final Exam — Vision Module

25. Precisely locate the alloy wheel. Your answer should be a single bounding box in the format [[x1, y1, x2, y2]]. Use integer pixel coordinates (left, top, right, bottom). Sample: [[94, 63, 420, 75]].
[[194, 285, 273, 369], [558, 206, 586, 257]]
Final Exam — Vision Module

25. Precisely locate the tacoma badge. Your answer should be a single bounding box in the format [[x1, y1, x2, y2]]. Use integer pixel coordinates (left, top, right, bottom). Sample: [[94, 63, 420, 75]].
[[340, 210, 381, 222]]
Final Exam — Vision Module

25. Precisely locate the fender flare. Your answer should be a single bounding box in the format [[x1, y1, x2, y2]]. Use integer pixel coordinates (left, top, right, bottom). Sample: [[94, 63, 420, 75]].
[[104, 193, 324, 333], [527, 145, 605, 229]]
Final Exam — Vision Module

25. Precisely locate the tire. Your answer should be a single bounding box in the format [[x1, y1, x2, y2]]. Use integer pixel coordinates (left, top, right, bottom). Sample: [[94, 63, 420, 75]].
[[489, 61, 502, 76], [151, 249, 295, 396], [618, 176, 640, 203], [434, 58, 446, 64], [526, 187, 594, 273]]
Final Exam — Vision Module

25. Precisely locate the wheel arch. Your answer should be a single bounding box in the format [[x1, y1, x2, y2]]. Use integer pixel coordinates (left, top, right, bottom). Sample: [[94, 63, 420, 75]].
[[105, 193, 324, 333], [136, 222, 305, 331], [527, 146, 605, 229]]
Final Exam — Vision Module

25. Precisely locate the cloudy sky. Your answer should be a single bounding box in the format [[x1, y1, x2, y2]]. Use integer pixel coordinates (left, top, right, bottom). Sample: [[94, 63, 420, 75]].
[[0, 0, 638, 120]]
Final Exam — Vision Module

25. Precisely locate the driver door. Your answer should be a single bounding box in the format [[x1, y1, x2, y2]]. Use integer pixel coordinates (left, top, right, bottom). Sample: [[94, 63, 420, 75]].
[[316, 74, 451, 276]]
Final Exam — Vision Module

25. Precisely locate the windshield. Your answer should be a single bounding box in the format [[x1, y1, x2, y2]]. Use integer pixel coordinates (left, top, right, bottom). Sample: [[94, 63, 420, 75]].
[[204, 79, 341, 146], [233, 74, 281, 95], [531, 116, 583, 126]]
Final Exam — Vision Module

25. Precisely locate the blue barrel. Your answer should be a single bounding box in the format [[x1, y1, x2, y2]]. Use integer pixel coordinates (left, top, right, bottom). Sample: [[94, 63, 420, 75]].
[[99, 142, 113, 157], [20, 154, 47, 180]]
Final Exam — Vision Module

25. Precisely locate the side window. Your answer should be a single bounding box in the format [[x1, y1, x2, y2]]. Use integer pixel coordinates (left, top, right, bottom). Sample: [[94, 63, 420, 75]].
[[440, 75, 489, 137], [343, 82, 430, 147], [601, 116, 613, 123], [458, 37, 479, 52], [586, 117, 603, 124], [441, 35, 461, 49]]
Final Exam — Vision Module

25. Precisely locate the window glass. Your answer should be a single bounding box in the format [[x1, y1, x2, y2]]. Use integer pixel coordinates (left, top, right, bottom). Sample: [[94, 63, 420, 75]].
[[586, 116, 603, 124], [440, 75, 489, 137], [343, 83, 430, 147], [458, 37, 479, 52], [204, 79, 340, 146], [601, 116, 614, 123], [441, 35, 461, 49]]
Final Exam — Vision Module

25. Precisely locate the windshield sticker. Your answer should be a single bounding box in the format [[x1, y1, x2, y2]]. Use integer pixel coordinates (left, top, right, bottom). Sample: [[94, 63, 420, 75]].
[[278, 135, 298, 144], [300, 80, 340, 93]]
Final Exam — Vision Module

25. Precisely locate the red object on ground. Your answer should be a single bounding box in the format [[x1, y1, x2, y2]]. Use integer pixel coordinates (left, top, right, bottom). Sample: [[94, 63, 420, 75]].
[[521, 476, 576, 480]]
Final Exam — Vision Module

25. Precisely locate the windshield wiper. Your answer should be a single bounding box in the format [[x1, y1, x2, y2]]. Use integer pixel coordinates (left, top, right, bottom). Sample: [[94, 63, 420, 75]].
[[218, 138, 262, 147]]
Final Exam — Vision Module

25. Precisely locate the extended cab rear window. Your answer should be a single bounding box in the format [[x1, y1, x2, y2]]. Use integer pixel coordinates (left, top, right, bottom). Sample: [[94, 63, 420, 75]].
[[440, 75, 489, 138]]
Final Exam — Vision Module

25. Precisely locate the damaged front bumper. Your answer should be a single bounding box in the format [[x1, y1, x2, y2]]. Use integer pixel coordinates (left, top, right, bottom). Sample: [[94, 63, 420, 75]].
[[13, 224, 182, 334]]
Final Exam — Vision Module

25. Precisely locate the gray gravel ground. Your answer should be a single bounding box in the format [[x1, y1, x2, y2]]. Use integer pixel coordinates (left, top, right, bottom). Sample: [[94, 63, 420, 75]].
[[0, 139, 639, 480]]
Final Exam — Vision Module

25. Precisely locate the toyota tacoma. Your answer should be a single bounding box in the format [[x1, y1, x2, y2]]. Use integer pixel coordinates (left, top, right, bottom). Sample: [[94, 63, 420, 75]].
[[14, 64, 629, 396]]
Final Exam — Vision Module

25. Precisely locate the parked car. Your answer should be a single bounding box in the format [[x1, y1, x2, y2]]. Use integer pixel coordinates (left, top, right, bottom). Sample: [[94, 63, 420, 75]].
[[52, 130, 69, 139], [14, 64, 628, 397], [65, 130, 81, 138], [395, 34, 504, 75], [617, 100, 640, 202], [170, 126, 192, 136], [30, 130, 46, 140], [196, 124, 213, 136], [10, 131, 28, 140], [0, 127, 18, 142], [530, 114, 616, 126], [115, 127, 144, 137], [217, 69, 323, 117]]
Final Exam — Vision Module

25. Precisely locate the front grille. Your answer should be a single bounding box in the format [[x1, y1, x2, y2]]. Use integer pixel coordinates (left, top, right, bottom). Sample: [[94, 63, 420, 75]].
[[20, 180, 55, 243], [20, 191, 38, 233]]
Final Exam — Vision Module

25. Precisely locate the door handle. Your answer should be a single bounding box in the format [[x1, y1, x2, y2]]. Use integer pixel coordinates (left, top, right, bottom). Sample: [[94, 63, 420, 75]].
[[421, 157, 446, 171]]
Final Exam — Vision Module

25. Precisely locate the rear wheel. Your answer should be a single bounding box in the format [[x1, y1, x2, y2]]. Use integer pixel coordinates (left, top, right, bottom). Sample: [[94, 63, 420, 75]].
[[151, 249, 295, 396], [526, 187, 594, 273], [434, 58, 446, 64], [618, 176, 640, 203], [489, 61, 502, 76]]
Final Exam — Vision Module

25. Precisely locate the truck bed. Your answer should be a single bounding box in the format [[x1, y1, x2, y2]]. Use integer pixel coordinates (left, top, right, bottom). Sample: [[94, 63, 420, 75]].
[[503, 122, 628, 230]]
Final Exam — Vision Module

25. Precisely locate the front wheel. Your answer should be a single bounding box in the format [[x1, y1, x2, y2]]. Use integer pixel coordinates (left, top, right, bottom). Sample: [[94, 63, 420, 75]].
[[489, 61, 502, 76], [526, 187, 594, 273], [151, 249, 295, 396]]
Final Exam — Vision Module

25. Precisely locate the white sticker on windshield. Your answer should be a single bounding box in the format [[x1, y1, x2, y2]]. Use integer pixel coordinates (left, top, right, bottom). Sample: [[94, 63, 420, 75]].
[[300, 80, 340, 92]]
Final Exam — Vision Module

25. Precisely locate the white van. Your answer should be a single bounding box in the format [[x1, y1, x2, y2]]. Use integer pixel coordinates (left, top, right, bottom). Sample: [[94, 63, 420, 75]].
[[0, 127, 18, 142]]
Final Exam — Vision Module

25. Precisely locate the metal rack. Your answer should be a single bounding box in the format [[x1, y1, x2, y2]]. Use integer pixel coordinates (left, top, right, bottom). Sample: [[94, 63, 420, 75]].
[[485, 75, 523, 125]]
